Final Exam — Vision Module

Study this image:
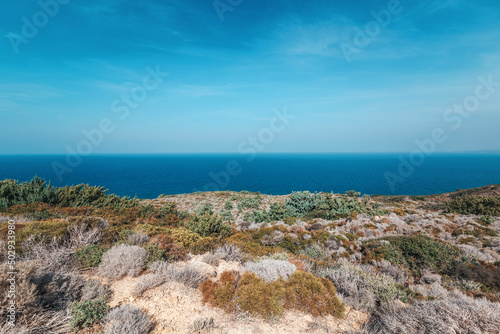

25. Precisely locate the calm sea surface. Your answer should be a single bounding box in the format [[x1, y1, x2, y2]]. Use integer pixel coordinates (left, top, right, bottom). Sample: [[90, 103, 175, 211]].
[[0, 154, 499, 198]]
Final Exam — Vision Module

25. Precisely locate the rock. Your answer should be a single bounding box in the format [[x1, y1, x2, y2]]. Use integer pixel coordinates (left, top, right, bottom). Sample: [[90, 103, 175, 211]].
[[303, 234, 312, 240]]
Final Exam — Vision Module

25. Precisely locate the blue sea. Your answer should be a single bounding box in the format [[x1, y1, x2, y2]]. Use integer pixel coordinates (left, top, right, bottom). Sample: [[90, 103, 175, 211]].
[[0, 154, 499, 198]]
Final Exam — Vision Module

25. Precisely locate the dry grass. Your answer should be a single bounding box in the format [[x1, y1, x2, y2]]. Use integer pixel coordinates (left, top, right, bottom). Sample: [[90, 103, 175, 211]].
[[244, 259, 297, 282], [131, 274, 165, 297], [104, 304, 154, 334], [366, 291, 500, 334], [98, 244, 146, 279]]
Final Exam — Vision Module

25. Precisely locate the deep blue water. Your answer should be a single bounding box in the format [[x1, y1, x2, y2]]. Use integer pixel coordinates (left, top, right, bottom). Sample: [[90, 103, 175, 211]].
[[0, 154, 499, 198]]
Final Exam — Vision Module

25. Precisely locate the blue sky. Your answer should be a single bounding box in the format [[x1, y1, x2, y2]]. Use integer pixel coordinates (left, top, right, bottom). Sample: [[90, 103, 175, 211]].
[[1, 0, 500, 154]]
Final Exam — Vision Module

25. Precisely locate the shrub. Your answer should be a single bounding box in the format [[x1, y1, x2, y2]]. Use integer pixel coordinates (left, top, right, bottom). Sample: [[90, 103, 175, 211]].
[[284, 270, 345, 317], [21, 236, 75, 274], [285, 191, 324, 217], [127, 231, 150, 246], [74, 244, 108, 268], [80, 279, 112, 302], [67, 221, 105, 248], [224, 200, 233, 211], [244, 260, 297, 282], [234, 272, 286, 320], [300, 242, 328, 260], [0, 262, 37, 321], [447, 262, 500, 291], [131, 274, 165, 297], [0, 176, 141, 211], [146, 233, 187, 262], [363, 235, 459, 276], [447, 195, 500, 216], [184, 212, 232, 238], [268, 202, 286, 221], [365, 291, 500, 334], [237, 195, 262, 210], [170, 227, 201, 248], [220, 210, 233, 222], [104, 304, 154, 334], [15, 219, 69, 249], [98, 244, 146, 279], [322, 260, 412, 311], [213, 244, 242, 262], [150, 262, 206, 288], [200, 271, 345, 320], [70, 298, 109, 331], [199, 279, 221, 307], [196, 202, 214, 215]]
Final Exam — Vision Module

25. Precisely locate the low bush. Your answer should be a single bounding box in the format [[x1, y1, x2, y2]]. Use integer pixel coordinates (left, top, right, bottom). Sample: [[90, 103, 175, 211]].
[[244, 260, 297, 282], [447, 195, 500, 216], [322, 260, 412, 311], [149, 262, 206, 288], [80, 279, 112, 302], [131, 274, 165, 297], [70, 298, 109, 332], [284, 270, 345, 317], [300, 242, 328, 260], [234, 272, 286, 320], [104, 304, 154, 334], [363, 235, 459, 276], [446, 262, 500, 291], [0, 176, 141, 212], [146, 233, 187, 262], [98, 244, 146, 279], [365, 291, 500, 334], [170, 227, 201, 248], [199, 270, 345, 321], [184, 212, 232, 238], [127, 231, 150, 246], [213, 244, 243, 262], [21, 236, 75, 274], [237, 196, 262, 210], [74, 244, 108, 268], [224, 200, 233, 211]]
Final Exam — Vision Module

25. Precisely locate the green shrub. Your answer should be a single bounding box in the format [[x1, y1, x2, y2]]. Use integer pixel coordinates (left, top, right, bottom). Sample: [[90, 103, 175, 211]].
[[237, 196, 262, 210], [300, 243, 328, 260], [74, 244, 108, 268], [0, 176, 141, 212], [224, 200, 233, 211], [285, 192, 324, 217], [363, 235, 459, 276], [220, 210, 233, 222], [447, 195, 500, 216], [70, 298, 109, 331], [184, 212, 232, 238], [196, 202, 214, 215]]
